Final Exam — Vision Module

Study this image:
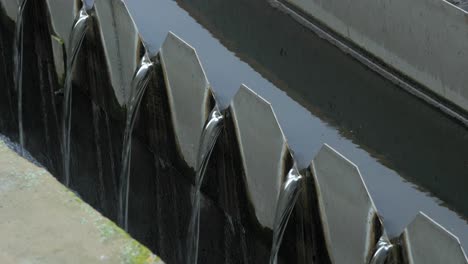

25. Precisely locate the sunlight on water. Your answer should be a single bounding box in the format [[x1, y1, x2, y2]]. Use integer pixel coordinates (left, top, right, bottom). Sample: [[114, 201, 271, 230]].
[[118, 53, 153, 231], [61, 4, 92, 187], [186, 108, 224, 264], [269, 167, 303, 264], [14, 0, 28, 155]]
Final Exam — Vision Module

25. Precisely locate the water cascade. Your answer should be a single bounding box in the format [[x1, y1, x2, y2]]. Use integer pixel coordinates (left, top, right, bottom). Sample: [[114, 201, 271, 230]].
[[13, 0, 28, 154], [117, 53, 154, 231], [61, 3, 92, 187], [1, 1, 467, 262], [269, 167, 304, 264], [369, 238, 395, 264], [186, 108, 224, 264]]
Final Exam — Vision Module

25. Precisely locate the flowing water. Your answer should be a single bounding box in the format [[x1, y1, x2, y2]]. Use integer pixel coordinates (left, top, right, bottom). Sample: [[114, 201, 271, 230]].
[[125, 0, 468, 250], [61, 6, 91, 187], [117, 54, 154, 231], [1, 0, 466, 261], [269, 167, 303, 264], [14, 0, 29, 154], [186, 108, 224, 264], [369, 237, 394, 264]]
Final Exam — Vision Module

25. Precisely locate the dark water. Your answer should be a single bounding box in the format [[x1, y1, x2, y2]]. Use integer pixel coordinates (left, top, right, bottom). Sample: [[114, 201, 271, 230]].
[[124, 0, 468, 249], [270, 167, 303, 264], [14, 0, 28, 153], [187, 108, 224, 264], [118, 54, 153, 231], [62, 6, 91, 187]]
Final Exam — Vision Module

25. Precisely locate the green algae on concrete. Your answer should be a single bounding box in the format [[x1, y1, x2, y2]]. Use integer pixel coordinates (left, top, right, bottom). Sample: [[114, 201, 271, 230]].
[[0, 139, 164, 264]]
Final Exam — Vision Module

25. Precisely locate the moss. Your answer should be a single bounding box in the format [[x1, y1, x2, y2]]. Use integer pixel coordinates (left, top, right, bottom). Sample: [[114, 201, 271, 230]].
[[50, 34, 66, 87], [0, 139, 164, 263], [96, 218, 124, 242], [60, 187, 122, 242], [93, 216, 163, 263], [0, 141, 7, 152], [94, 218, 162, 263], [51, 34, 64, 45], [91, 215, 161, 263], [121, 239, 160, 264], [57, 72, 66, 87], [19, 168, 47, 188], [54, 167, 163, 263]]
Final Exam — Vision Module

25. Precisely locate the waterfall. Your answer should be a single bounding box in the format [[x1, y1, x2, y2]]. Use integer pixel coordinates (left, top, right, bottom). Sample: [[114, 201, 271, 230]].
[[14, 0, 29, 154], [269, 167, 303, 264], [186, 108, 224, 264], [117, 54, 153, 231], [61, 5, 91, 187], [369, 237, 394, 264]]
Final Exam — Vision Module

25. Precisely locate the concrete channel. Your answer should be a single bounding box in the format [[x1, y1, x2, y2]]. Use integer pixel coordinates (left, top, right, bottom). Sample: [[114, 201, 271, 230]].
[[0, 0, 467, 263], [0, 135, 162, 264], [126, 0, 468, 248]]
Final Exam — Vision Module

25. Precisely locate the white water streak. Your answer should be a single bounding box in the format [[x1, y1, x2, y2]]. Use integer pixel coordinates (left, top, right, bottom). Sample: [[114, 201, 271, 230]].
[[186, 108, 224, 264]]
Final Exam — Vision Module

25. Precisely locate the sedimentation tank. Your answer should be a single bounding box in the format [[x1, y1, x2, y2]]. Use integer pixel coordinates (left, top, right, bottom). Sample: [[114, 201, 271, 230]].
[[0, 0, 466, 263]]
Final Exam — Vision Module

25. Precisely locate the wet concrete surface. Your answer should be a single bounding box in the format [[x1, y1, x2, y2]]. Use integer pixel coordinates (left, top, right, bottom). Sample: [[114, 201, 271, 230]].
[[124, 0, 468, 249]]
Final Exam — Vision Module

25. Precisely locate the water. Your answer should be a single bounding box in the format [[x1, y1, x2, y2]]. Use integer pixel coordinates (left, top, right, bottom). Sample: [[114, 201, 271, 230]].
[[269, 167, 303, 264], [124, 0, 468, 250], [61, 6, 91, 187], [369, 238, 394, 264], [92, 103, 106, 212], [14, 0, 29, 154], [186, 108, 224, 264], [118, 54, 154, 231], [0, 134, 41, 167]]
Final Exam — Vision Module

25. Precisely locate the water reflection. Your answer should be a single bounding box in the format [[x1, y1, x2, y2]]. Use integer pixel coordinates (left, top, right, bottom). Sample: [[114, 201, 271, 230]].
[[123, 0, 468, 249]]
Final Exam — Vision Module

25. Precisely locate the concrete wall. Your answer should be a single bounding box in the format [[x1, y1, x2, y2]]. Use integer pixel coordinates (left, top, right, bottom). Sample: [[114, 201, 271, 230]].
[[0, 137, 163, 264], [1, 0, 467, 261], [285, 0, 468, 113]]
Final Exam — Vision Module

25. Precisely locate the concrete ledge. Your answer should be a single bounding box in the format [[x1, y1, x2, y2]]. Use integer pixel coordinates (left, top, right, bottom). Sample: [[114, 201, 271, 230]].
[[282, 0, 468, 116], [0, 138, 163, 264]]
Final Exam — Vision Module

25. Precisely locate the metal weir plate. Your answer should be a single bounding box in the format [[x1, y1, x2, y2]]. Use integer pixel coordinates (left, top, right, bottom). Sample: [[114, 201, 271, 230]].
[[0, 0, 19, 21], [401, 212, 468, 264], [94, 0, 143, 106], [310, 144, 383, 264], [44, 0, 77, 49], [160, 32, 214, 170], [230, 84, 290, 229]]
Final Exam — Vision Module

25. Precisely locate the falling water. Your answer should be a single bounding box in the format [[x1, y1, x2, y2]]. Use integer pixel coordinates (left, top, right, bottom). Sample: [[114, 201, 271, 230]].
[[369, 237, 394, 264], [269, 167, 303, 264], [117, 54, 154, 231], [14, 0, 29, 154], [61, 5, 91, 187], [186, 109, 224, 264]]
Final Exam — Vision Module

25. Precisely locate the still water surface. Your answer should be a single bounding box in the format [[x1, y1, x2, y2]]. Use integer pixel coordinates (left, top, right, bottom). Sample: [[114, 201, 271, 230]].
[[124, 0, 468, 249]]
